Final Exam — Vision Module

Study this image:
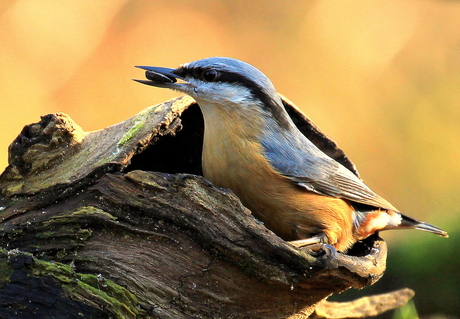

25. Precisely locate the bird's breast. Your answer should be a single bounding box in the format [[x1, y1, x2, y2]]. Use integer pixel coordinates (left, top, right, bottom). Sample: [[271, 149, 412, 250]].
[[200, 106, 293, 216]]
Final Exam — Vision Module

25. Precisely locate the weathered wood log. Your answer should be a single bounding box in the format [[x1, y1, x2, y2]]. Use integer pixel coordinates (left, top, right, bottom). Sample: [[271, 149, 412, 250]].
[[0, 96, 413, 318]]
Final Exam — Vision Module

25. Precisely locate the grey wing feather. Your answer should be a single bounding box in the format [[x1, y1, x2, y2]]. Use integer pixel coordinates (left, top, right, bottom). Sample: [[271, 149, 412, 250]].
[[290, 171, 397, 211], [261, 127, 398, 212]]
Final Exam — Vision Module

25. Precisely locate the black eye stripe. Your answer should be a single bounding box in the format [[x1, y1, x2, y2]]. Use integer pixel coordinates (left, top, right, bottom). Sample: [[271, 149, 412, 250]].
[[175, 67, 262, 89]]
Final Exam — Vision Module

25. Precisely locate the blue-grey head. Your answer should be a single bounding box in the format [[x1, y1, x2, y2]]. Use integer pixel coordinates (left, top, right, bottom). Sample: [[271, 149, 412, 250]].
[[134, 57, 293, 128]]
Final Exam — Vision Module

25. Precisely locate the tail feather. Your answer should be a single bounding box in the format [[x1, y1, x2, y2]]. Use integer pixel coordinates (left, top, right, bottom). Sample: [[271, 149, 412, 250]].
[[400, 215, 449, 238]]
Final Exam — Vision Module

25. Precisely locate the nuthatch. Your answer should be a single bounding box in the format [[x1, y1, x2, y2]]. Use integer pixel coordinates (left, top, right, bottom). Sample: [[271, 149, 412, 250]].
[[134, 57, 448, 252]]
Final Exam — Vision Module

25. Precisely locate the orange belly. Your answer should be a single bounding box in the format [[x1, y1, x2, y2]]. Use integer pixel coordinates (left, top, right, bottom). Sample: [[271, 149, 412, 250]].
[[229, 173, 356, 252]]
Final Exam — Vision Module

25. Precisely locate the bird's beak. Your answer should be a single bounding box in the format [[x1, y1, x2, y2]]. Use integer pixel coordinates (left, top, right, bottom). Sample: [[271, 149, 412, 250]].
[[133, 66, 190, 90]]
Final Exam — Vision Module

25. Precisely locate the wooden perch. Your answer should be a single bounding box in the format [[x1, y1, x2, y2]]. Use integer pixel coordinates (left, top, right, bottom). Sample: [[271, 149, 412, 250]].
[[0, 96, 413, 318]]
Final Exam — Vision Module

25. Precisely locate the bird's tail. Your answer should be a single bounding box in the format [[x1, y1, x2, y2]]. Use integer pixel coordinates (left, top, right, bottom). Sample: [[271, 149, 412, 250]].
[[400, 214, 449, 238]]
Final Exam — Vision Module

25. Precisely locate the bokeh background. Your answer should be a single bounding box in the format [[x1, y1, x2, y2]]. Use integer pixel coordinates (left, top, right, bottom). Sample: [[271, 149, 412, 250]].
[[1, 1, 459, 318]]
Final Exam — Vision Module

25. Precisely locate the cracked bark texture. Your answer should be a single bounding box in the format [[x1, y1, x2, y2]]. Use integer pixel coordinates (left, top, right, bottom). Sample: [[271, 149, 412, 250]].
[[0, 96, 413, 318]]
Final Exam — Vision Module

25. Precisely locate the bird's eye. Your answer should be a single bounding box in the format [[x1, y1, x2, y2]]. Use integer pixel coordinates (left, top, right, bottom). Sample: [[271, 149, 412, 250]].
[[202, 69, 219, 82]]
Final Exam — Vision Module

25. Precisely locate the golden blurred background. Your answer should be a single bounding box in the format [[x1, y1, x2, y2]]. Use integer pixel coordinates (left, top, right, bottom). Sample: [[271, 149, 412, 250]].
[[1, 1, 459, 317]]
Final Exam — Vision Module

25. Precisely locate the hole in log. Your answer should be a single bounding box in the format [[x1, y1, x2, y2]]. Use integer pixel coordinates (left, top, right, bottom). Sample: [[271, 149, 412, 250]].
[[125, 103, 204, 175], [346, 233, 380, 257]]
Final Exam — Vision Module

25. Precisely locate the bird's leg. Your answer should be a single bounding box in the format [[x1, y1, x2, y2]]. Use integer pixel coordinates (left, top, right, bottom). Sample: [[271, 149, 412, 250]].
[[289, 231, 330, 248], [289, 236, 323, 248]]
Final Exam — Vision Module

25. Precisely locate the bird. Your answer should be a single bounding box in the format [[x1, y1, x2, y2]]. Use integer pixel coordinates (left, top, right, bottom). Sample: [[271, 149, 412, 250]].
[[134, 57, 448, 252]]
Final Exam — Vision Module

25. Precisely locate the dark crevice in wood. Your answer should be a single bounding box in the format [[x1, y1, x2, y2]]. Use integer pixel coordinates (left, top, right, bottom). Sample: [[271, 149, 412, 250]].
[[125, 103, 204, 176]]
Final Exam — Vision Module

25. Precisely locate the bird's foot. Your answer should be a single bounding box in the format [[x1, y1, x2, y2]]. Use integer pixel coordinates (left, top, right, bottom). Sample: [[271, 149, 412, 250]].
[[301, 243, 337, 259], [289, 237, 338, 268], [301, 243, 338, 269]]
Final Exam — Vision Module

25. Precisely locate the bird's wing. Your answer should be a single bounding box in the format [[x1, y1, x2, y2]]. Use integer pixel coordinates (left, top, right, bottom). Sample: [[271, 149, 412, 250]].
[[261, 129, 398, 212], [286, 170, 398, 211]]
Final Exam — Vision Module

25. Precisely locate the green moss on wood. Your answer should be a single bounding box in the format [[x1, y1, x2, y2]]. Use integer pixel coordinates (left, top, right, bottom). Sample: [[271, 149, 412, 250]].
[[117, 110, 150, 147], [32, 258, 145, 318], [33, 258, 75, 284], [71, 273, 142, 319], [0, 250, 13, 286], [45, 206, 117, 224]]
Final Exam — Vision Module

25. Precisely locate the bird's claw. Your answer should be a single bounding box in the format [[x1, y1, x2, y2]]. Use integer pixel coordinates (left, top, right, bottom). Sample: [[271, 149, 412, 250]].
[[290, 240, 338, 269], [289, 236, 337, 260], [302, 243, 337, 259]]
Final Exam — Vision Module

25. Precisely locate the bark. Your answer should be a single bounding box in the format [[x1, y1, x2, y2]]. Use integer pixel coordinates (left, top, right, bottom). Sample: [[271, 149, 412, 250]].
[[0, 96, 413, 318]]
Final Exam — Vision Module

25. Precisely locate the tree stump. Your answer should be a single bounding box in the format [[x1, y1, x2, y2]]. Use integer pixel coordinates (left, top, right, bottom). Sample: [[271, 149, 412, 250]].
[[0, 95, 413, 318]]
